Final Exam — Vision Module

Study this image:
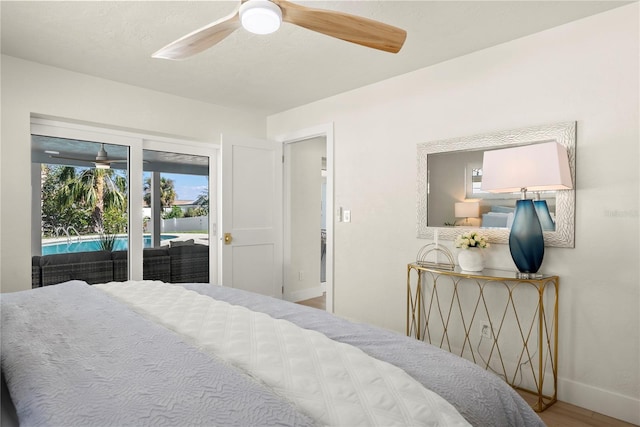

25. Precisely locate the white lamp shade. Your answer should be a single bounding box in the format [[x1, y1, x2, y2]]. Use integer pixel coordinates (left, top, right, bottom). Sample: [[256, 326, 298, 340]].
[[481, 141, 573, 193], [455, 202, 479, 218], [240, 0, 282, 35]]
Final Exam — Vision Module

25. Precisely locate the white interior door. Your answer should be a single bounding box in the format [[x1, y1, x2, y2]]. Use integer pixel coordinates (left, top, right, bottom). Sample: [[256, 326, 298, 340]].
[[220, 134, 283, 297]]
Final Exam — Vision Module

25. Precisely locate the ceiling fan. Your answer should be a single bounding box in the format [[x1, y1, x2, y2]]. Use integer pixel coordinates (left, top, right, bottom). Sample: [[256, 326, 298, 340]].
[[49, 144, 126, 169], [153, 0, 407, 60]]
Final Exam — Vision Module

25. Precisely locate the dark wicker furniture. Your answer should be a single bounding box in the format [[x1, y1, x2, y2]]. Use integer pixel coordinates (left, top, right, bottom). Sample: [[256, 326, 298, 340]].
[[32, 244, 209, 287]]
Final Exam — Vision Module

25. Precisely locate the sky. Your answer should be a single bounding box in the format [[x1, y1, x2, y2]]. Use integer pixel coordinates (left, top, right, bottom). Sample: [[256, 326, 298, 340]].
[[167, 173, 208, 201]]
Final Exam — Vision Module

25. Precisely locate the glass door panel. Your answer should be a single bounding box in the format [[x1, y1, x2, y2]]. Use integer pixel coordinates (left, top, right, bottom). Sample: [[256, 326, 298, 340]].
[[31, 135, 129, 285], [142, 149, 210, 283]]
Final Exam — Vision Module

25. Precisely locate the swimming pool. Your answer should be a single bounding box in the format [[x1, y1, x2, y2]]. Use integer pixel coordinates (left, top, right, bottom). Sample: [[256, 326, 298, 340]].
[[42, 235, 178, 255]]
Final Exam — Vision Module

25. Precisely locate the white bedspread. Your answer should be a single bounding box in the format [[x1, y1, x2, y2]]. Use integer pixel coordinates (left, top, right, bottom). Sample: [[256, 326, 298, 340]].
[[97, 281, 471, 427]]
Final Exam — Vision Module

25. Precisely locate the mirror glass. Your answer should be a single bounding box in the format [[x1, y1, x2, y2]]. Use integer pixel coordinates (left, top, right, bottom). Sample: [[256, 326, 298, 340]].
[[417, 122, 576, 247]]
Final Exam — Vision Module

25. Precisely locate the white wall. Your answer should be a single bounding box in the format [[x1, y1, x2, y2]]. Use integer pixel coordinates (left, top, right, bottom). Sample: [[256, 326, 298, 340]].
[[268, 4, 639, 424], [0, 55, 266, 292]]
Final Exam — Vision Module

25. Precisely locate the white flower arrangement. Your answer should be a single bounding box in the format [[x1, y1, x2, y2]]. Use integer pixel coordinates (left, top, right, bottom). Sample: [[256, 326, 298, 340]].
[[454, 231, 489, 249]]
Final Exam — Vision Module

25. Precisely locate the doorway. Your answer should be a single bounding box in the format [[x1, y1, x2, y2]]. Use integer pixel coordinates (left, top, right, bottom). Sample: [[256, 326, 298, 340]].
[[281, 124, 334, 312]]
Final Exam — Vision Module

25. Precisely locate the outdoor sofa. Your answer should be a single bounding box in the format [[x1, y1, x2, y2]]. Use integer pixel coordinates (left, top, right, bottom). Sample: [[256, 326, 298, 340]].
[[31, 243, 209, 288]]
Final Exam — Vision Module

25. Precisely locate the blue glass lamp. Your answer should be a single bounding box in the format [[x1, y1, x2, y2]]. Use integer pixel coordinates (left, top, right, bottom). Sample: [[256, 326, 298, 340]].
[[533, 197, 555, 231], [481, 142, 573, 276]]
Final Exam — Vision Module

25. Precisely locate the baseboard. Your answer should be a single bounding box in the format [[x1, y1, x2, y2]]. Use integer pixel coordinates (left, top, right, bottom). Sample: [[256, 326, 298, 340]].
[[284, 283, 326, 303], [559, 377, 640, 425]]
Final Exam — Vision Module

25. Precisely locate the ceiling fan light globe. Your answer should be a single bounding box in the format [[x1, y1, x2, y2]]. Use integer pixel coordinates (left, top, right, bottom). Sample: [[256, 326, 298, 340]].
[[240, 0, 282, 35], [95, 163, 110, 170]]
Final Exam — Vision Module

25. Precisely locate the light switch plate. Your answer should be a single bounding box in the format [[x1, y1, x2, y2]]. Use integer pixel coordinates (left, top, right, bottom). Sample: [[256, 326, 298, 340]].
[[343, 210, 351, 223]]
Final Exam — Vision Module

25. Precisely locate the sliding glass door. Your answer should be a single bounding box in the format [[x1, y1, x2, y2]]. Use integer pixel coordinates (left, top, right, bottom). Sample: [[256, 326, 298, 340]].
[[30, 118, 217, 286], [141, 148, 210, 283]]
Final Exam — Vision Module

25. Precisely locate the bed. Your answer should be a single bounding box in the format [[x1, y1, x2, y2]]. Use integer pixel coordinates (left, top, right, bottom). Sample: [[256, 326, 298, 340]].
[[1, 280, 545, 426]]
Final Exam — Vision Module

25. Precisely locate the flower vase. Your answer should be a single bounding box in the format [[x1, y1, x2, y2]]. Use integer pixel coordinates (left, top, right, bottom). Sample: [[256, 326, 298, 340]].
[[458, 248, 484, 272]]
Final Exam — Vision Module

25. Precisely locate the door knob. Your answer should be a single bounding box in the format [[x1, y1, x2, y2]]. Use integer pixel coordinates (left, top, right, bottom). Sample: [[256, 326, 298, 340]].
[[224, 233, 233, 245]]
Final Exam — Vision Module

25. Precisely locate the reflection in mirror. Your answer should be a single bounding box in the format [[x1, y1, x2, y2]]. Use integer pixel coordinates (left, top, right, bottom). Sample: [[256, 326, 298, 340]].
[[427, 149, 557, 229], [417, 122, 576, 248]]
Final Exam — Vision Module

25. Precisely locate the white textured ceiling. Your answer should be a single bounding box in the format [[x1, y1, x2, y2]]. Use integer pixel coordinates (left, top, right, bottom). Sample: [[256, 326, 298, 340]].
[[1, 1, 630, 114]]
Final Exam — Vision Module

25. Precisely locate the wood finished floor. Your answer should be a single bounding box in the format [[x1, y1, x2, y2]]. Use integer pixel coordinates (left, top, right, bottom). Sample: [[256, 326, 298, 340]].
[[296, 295, 638, 427]]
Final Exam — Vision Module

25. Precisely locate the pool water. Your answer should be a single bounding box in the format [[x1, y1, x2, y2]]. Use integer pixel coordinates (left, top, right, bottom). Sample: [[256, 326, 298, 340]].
[[42, 235, 178, 255]]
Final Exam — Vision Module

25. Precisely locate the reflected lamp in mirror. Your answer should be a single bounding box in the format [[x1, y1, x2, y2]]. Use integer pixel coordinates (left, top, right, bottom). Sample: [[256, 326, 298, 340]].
[[454, 202, 479, 226], [481, 141, 573, 276], [533, 193, 555, 231]]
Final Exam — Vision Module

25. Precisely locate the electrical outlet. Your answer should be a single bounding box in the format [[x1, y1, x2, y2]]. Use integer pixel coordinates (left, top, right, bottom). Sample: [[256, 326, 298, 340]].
[[479, 321, 492, 340]]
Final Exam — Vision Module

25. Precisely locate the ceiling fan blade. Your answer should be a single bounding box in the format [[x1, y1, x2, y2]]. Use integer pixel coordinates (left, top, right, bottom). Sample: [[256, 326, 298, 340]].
[[50, 155, 128, 164], [275, 0, 406, 54], [104, 159, 142, 164], [153, 7, 242, 60], [50, 154, 95, 163]]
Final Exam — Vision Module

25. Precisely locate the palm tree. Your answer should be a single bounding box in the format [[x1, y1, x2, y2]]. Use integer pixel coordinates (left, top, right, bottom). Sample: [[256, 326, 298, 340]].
[[143, 176, 177, 208], [41, 165, 91, 236], [194, 191, 209, 215], [56, 167, 127, 232]]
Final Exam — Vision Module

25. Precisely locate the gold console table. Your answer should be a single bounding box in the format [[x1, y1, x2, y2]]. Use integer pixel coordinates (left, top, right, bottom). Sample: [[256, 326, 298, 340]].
[[407, 263, 558, 412]]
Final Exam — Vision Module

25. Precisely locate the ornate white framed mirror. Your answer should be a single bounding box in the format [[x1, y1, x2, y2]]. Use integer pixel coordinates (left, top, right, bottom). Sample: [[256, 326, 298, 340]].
[[417, 121, 576, 248]]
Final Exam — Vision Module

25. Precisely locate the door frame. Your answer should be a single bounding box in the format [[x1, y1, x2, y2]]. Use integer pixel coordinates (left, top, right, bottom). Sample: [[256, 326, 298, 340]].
[[277, 123, 334, 313]]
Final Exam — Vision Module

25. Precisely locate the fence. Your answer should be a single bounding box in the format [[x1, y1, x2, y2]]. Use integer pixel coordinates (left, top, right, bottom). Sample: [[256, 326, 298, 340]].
[[147, 216, 210, 233]]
